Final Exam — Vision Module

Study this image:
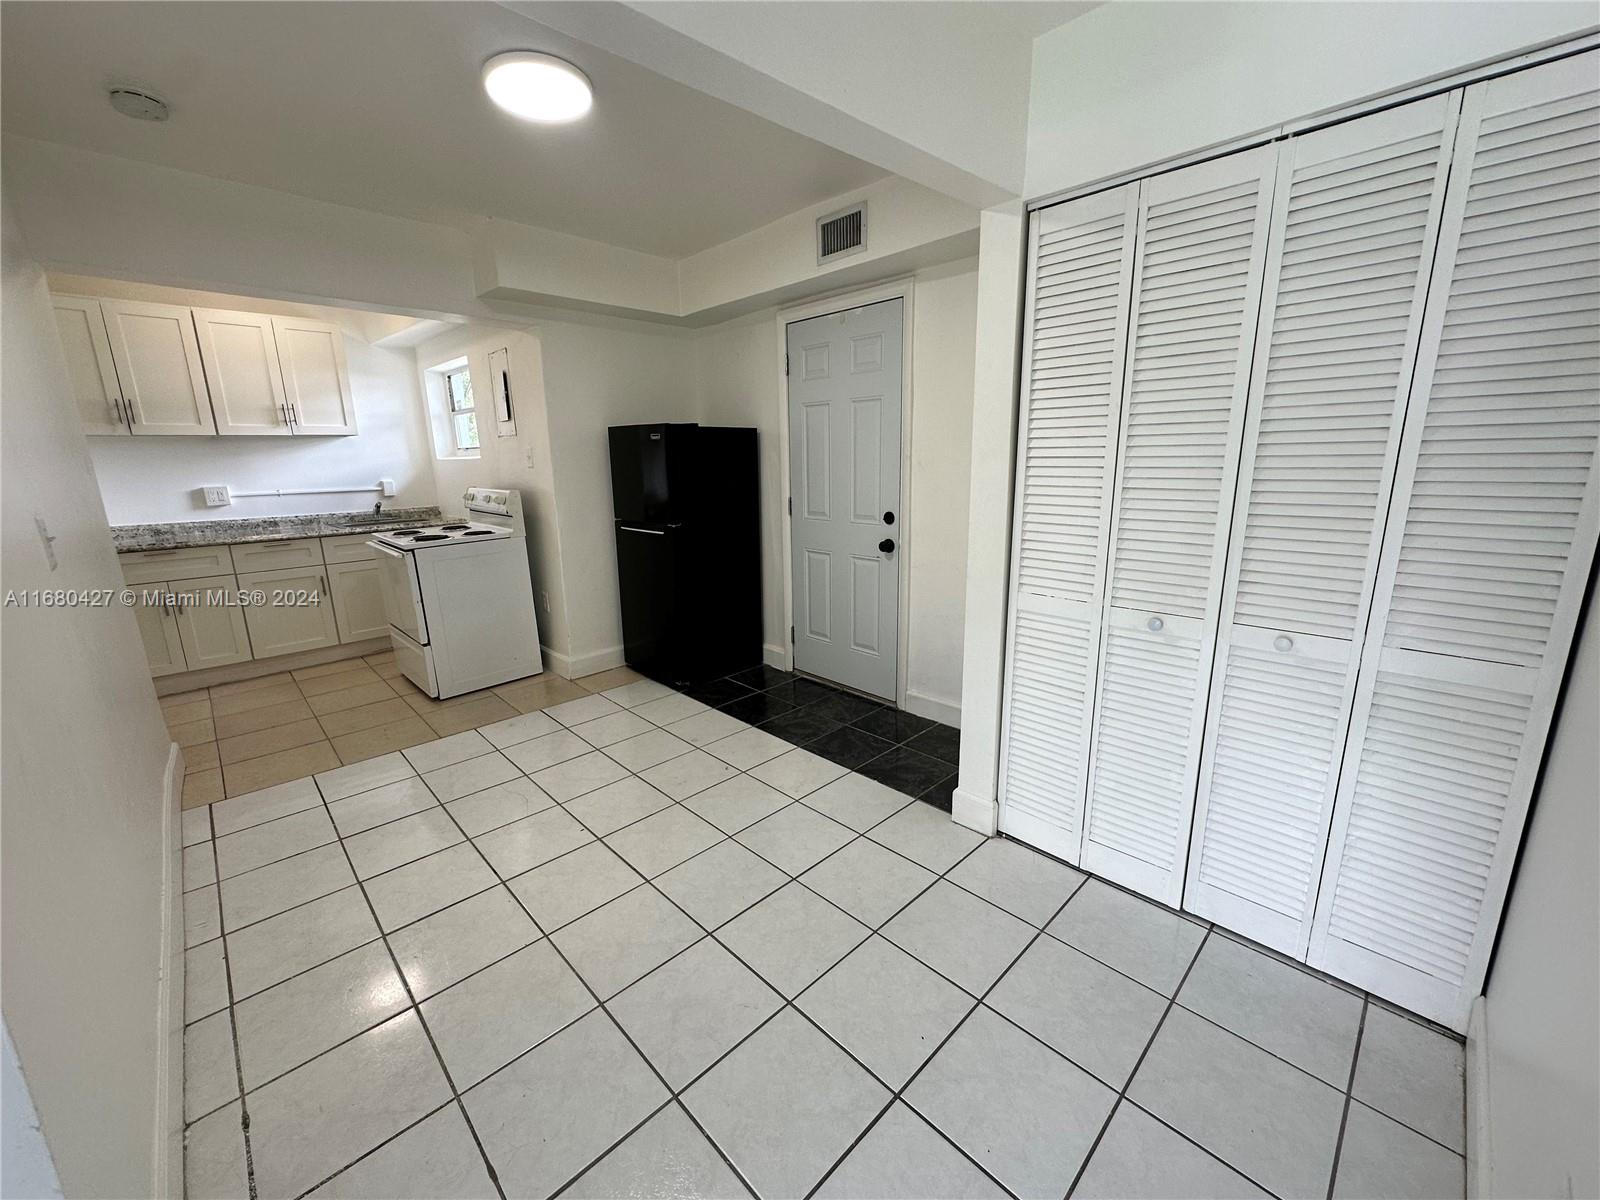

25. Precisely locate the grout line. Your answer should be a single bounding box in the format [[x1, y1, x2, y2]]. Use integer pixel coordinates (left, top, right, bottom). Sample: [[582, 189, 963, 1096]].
[[192, 668, 1353, 1199], [202, 801, 260, 1200], [414, 765, 769, 1200], [1325, 997, 1371, 1200], [1060, 929, 1259, 1200], [297, 774, 510, 1200]]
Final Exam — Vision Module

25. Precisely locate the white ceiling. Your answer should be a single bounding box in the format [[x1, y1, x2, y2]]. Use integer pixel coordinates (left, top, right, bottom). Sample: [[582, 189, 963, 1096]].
[[0, 1, 891, 257]]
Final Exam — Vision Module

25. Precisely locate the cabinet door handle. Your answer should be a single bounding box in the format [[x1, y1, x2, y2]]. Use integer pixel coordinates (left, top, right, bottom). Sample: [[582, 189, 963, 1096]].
[[1147, 616, 1164, 633], [125, 399, 136, 425], [1274, 635, 1294, 652]]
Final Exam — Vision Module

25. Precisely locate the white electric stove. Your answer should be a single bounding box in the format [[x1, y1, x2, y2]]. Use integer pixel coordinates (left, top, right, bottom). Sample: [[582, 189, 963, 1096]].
[[371, 488, 543, 698]]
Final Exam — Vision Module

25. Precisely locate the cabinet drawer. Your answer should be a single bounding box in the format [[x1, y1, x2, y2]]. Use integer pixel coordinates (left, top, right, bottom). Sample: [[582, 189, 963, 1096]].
[[121, 545, 235, 584], [320, 533, 380, 564], [229, 538, 325, 574]]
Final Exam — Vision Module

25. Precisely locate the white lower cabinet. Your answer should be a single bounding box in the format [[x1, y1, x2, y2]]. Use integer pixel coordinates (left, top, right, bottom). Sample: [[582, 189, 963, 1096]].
[[133, 588, 187, 678], [326, 560, 388, 643], [238, 565, 341, 658], [174, 575, 254, 670]]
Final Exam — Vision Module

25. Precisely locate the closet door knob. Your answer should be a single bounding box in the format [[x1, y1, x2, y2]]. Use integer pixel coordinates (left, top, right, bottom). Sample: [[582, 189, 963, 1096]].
[[1147, 617, 1164, 633], [1274, 635, 1294, 652]]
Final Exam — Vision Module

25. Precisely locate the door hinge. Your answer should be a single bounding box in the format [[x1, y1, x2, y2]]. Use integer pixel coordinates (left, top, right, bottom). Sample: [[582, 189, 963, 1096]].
[[790, 624, 795, 644], [787, 496, 792, 516], [784, 353, 790, 377]]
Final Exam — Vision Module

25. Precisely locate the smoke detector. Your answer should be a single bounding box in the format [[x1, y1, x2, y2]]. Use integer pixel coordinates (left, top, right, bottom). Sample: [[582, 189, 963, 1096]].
[[108, 87, 169, 122]]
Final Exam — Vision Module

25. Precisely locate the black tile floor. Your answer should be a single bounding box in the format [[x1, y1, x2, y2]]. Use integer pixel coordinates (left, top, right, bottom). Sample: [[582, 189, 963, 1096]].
[[692, 667, 960, 811]]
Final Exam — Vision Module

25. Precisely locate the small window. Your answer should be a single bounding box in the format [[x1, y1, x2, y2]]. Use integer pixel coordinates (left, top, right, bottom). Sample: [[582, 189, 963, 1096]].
[[445, 367, 479, 452]]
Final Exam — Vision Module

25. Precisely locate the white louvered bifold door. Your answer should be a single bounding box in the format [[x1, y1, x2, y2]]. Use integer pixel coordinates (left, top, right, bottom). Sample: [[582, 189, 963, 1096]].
[[1077, 151, 1276, 904], [1184, 94, 1461, 955], [997, 185, 1139, 861], [1309, 50, 1600, 1031]]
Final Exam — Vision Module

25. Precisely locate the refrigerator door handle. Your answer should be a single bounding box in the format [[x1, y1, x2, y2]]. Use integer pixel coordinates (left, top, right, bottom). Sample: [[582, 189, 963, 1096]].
[[619, 526, 666, 536]]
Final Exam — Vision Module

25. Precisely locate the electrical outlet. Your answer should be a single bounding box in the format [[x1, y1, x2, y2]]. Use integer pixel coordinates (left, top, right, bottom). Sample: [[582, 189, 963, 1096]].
[[202, 485, 231, 507], [380, 479, 396, 497]]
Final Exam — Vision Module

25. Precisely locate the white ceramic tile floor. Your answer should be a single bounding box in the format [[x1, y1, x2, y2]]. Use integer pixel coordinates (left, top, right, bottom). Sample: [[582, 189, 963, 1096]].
[[181, 681, 1467, 1199]]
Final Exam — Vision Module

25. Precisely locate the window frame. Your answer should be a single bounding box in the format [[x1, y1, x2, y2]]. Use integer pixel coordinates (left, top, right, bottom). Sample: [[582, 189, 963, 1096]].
[[443, 366, 480, 453]]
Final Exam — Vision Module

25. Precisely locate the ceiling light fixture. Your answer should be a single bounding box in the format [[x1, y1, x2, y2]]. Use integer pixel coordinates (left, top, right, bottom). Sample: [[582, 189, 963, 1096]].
[[482, 51, 592, 123]]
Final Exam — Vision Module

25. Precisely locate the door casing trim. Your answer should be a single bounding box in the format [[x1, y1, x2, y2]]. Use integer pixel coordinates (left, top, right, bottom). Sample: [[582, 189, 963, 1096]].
[[776, 276, 915, 708]]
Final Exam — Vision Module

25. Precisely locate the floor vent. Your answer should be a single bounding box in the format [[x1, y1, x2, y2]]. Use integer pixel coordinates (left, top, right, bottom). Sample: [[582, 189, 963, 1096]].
[[817, 204, 867, 264]]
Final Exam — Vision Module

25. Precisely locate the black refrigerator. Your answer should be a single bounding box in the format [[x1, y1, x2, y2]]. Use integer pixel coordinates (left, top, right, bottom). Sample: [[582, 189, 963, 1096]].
[[608, 423, 762, 686]]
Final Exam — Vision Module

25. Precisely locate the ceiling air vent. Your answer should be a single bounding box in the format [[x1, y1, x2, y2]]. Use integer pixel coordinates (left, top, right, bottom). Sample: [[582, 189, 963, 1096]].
[[817, 203, 866, 265]]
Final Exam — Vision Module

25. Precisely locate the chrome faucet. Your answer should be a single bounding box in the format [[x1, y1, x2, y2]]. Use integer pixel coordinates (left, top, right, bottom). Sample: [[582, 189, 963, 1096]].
[[372, 501, 383, 518]]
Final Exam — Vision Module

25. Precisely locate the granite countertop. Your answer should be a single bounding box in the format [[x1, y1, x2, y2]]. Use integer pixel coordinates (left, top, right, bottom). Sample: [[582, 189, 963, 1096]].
[[112, 507, 445, 553]]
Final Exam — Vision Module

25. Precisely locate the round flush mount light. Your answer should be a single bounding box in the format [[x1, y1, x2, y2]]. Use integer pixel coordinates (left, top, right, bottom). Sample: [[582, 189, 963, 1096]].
[[482, 52, 592, 123], [108, 86, 170, 122]]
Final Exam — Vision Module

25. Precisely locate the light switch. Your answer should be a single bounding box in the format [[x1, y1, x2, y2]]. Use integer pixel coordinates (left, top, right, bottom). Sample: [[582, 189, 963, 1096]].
[[34, 516, 58, 571]]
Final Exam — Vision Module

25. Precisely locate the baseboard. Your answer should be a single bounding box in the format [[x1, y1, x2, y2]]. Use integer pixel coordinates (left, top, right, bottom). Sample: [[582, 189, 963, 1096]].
[[762, 642, 791, 670], [1467, 994, 1491, 1199], [153, 637, 389, 696], [902, 688, 961, 728], [152, 741, 185, 1200], [568, 644, 625, 679], [952, 784, 997, 836], [540, 646, 574, 679]]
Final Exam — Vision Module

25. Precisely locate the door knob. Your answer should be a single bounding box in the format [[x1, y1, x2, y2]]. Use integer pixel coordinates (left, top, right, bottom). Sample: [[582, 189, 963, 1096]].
[[879, 538, 896, 554]]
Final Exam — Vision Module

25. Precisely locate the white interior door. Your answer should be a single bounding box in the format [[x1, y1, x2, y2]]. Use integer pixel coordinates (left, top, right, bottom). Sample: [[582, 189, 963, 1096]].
[[787, 298, 903, 700], [997, 184, 1139, 862], [1308, 50, 1600, 1030], [1184, 91, 1461, 956], [99, 299, 215, 435], [1077, 148, 1277, 906]]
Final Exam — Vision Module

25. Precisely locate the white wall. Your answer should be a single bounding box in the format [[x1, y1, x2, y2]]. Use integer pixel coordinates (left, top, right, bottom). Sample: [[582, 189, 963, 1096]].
[[1025, 1, 1597, 199], [5, 135, 978, 328], [692, 310, 786, 660], [60, 280, 438, 525], [952, 205, 1026, 834], [413, 323, 574, 672], [539, 318, 699, 674], [2, 1022, 62, 1200], [903, 261, 977, 719], [1, 198, 175, 1198], [1480, 592, 1599, 1200], [691, 261, 980, 721]]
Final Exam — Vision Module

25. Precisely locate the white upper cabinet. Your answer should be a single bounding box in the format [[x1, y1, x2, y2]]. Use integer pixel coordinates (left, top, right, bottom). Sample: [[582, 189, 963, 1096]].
[[1185, 92, 1461, 956], [1309, 50, 1600, 1029], [194, 308, 291, 436], [272, 316, 357, 435], [52, 295, 126, 435], [52, 294, 358, 438], [1077, 148, 1277, 906], [997, 183, 1139, 864], [99, 299, 215, 435]]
